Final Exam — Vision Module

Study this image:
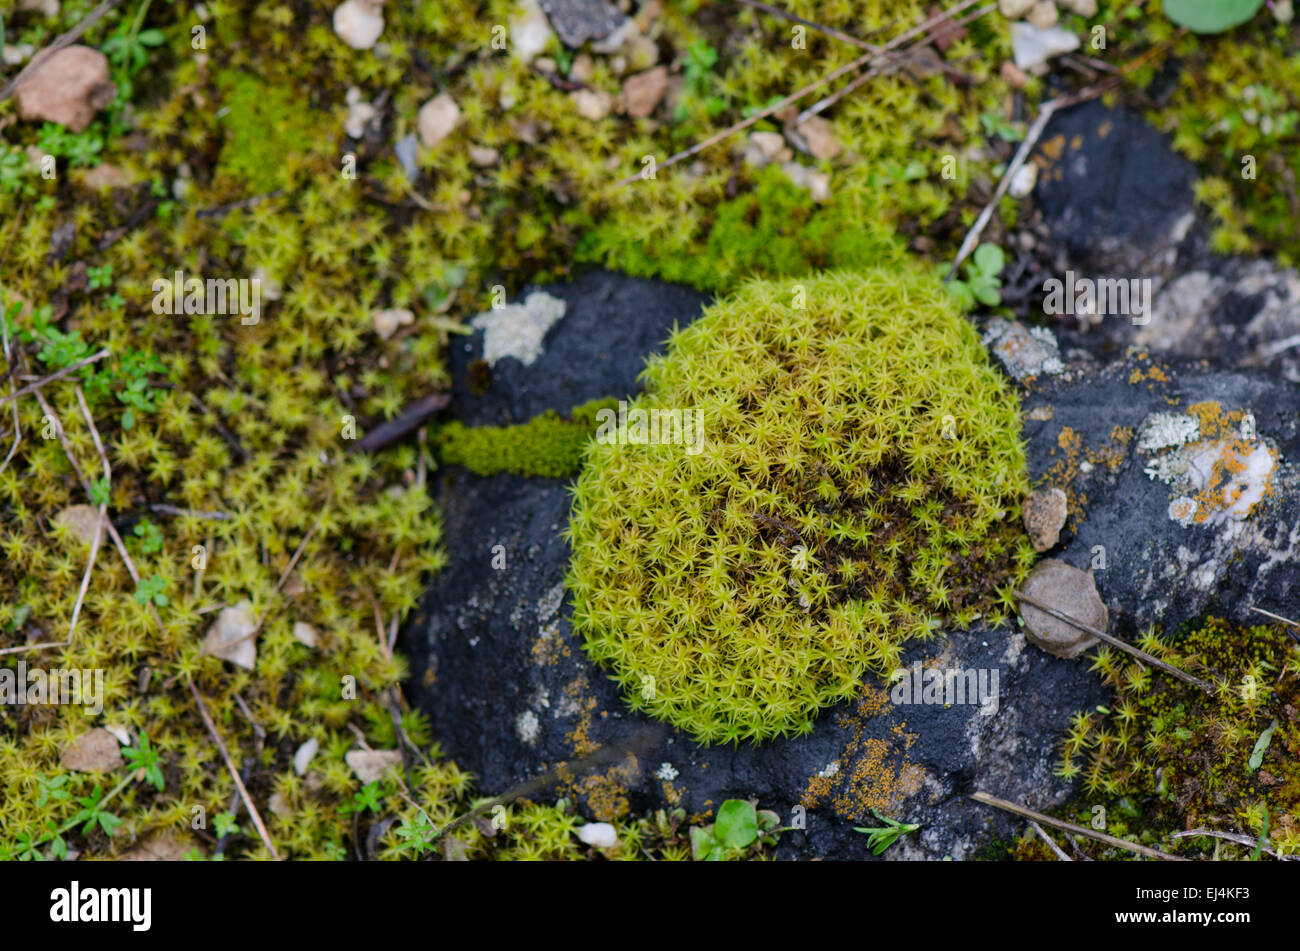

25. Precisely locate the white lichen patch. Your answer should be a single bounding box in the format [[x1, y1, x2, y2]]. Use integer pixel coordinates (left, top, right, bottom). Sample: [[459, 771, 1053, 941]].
[[1168, 496, 1198, 527], [816, 761, 840, 779], [655, 762, 679, 781], [1149, 437, 1277, 526], [1138, 403, 1278, 528], [982, 318, 1064, 381], [470, 290, 566, 367], [1187, 439, 1275, 522], [1137, 411, 1199, 452], [537, 581, 566, 623], [515, 709, 541, 745]]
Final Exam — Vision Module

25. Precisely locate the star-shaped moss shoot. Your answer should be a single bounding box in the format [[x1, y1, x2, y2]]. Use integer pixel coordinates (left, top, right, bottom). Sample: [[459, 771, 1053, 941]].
[[566, 269, 1035, 744]]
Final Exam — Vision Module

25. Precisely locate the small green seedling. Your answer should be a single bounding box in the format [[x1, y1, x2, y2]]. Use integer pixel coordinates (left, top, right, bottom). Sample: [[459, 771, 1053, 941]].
[[945, 243, 1005, 309], [391, 813, 439, 857], [1248, 719, 1278, 771], [132, 518, 164, 554], [689, 799, 781, 860], [72, 785, 124, 838], [123, 732, 166, 791], [853, 810, 920, 855], [343, 781, 384, 816], [980, 112, 1025, 143], [133, 574, 169, 608], [212, 811, 244, 839], [89, 477, 111, 508]]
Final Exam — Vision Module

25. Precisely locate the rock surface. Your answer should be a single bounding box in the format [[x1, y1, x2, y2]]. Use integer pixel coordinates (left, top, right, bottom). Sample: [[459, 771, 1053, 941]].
[[539, 0, 627, 49], [60, 729, 123, 773], [405, 104, 1300, 859], [333, 0, 385, 51], [417, 93, 460, 148], [1023, 487, 1068, 551], [404, 271, 1111, 860], [1030, 100, 1300, 382]]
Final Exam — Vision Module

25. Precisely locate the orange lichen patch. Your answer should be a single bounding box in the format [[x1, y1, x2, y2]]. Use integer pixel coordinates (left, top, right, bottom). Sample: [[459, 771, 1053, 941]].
[[1128, 358, 1171, 386], [800, 685, 920, 822], [1041, 424, 1134, 531], [891, 721, 918, 750], [531, 623, 571, 667], [562, 674, 600, 757], [1034, 133, 1066, 168], [1097, 120, 1113, 139], [1186, 400, 1244, 440], [566, 757, 638, 822]]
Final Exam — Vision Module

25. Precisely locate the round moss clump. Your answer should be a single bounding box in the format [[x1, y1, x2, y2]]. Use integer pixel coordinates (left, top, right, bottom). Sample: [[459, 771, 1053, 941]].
[[566, 269, 1034, 744]]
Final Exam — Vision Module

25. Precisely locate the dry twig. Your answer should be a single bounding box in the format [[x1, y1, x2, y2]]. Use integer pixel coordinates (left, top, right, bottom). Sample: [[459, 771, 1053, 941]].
[[1014, 589, 1214, 691], [972, 792, 1188, 861]]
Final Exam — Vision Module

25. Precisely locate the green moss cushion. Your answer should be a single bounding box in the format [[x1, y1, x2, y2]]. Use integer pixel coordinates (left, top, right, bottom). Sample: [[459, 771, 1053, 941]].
[[566, 269, 1034, 744]]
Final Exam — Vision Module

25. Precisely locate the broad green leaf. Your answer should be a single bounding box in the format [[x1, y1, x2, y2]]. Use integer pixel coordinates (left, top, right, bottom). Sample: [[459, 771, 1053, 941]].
[[1164, 0, 1264, 33], [713, 799, 758, 849], [944, 280, 975, 310], [689, 824, 718, 860], [972, 281, 1001, 307], [972, 243, 1005, 276]]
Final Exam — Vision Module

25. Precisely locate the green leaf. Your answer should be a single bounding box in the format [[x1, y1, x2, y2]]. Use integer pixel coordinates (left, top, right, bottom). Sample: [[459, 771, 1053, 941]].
[[136, 29, 166, 46], [121, 408, 135, 430], [1248, 718, 1278, 770], [944, 280, 975, 310], [972, 243, 1005, 277], [713, 799, 758, 850], [1163, 0, 1264, 33], [689, 824, 719, 861], [972, 281, 1001, 307]]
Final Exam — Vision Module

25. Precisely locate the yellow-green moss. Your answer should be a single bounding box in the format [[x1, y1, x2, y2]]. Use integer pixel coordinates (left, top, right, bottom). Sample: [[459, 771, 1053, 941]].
[[566, 269, 1034, 745], [437, 397, 619, 479]]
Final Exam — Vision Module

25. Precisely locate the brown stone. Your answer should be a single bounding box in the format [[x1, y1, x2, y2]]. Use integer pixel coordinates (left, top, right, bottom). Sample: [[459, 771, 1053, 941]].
[[14, 45, 115, 132], [622, 66, 668, 119], [1020, 558, 1106, 658], [795, 116, 842, 161], [1022, 487, 1068, 551], [60, 728, 123, 773]]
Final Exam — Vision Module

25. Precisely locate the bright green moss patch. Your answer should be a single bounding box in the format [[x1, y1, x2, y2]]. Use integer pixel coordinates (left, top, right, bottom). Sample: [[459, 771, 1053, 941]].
[[438, 397, 619, 479], [566, 269, 1034, 745], [576, 163, 910, 290], [1054, 619, 1300, 858], [216, 73, 335, 193]]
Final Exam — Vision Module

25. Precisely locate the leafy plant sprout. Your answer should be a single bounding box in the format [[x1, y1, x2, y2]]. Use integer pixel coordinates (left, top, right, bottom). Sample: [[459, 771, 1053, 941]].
[[945, 243, 1005, 309], [853, 810, 921, 855]]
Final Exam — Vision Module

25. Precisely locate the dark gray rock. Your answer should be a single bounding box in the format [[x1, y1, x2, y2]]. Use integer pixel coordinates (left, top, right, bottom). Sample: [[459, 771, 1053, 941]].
[[1025, 100, 1300, 382], [539, 0, 627, 49], [402, 466, 1108, 860], [404, 271, 1113, 860], [1019, 352, 1300, 637], [1034, 99, 1198, 279], [447, 269, 711, 426]]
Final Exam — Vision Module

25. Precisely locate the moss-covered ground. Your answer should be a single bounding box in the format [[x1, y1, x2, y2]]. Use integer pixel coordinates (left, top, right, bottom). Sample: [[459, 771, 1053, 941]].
[[2, 0, 1298, 860]]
